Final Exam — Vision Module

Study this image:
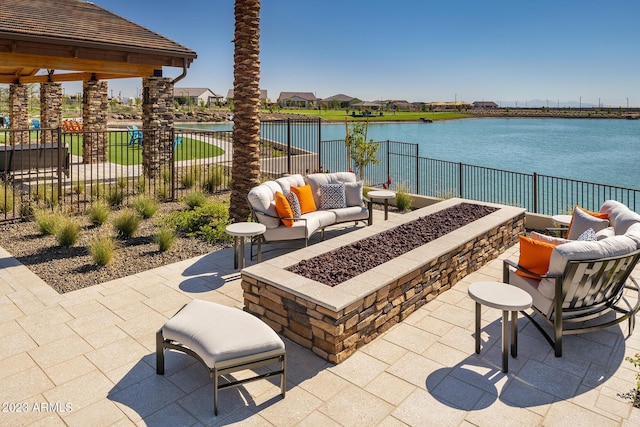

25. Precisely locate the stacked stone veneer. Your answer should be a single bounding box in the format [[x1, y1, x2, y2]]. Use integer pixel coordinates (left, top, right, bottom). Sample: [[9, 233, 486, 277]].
[[9, 83, 29, 145], [142, 77, 174, 178], [242, 200, 525, 364], [40, 82, 62, 144], [82, 80, 108, 163]]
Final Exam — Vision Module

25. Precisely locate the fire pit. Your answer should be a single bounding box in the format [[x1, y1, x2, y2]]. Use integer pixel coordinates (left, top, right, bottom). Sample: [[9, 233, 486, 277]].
[[241, 198, 525, 364]]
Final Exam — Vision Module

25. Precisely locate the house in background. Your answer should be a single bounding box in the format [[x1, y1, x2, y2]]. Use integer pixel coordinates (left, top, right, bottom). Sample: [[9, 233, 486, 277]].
[[473, 101, 499, 109], [278, 92, 317, 108], [174, 88, 223, 107], [226, 89, 269, 106], [318, 94, 361, 109]]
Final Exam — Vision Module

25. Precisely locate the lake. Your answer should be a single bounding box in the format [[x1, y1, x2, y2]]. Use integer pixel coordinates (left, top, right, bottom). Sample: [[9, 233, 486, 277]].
[[182, 118, 640, 189]]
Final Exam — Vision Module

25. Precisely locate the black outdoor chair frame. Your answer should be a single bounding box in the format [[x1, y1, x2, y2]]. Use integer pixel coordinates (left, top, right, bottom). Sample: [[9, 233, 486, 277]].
[[504, 249, 640, 357]]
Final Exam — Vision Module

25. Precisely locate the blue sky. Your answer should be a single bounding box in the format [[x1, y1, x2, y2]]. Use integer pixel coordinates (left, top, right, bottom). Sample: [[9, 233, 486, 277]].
[[83, 0, 640, 107]]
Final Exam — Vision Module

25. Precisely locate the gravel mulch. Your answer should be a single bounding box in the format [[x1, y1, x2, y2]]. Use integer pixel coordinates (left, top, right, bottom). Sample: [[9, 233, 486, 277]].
[[0, 202, 230, 294]]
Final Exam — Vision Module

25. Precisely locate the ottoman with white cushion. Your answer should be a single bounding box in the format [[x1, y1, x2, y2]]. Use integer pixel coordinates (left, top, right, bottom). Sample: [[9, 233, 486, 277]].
[[156, 300, 286, 415]]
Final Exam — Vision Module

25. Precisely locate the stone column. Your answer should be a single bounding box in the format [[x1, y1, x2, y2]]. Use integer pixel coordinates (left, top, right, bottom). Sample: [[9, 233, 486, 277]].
[[81, 80, 108, 163], [142, 76, 174, 178], [9, 83, 29, 145], [40, 82, 62, 144]]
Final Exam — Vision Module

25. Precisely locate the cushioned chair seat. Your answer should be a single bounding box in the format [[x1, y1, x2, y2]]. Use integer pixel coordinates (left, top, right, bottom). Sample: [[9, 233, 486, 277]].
[[157, 300, 286, 415]]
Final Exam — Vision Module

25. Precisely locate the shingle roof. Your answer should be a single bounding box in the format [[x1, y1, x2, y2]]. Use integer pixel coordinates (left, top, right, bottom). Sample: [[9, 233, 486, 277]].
[[321, 94, 356, 102], [0, 0, 196, 57], [174, 88, 222, 98], [278, 92, 316, 101]]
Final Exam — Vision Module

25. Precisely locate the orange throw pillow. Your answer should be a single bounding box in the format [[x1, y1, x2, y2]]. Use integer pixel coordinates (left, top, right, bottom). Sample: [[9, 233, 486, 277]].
[[274, 192, 294, 227], [291, 184, 317, 214], [565, 206, 610, 238], [515, 236, 556, 279]]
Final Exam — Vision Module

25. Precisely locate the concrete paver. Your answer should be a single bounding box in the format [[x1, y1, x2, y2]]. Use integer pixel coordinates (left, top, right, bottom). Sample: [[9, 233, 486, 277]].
[[1, 210, 640, 426]]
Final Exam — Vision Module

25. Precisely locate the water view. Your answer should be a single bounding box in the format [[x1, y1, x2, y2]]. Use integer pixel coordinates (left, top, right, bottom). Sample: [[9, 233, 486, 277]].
[[186, 118, 640, 190]]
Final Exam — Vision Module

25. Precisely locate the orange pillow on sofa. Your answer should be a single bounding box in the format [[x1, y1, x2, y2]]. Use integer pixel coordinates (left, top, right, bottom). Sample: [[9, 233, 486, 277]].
[[515, 236, 557, 279], [274, 192, 294, 227], [291, 184, 317, 214]]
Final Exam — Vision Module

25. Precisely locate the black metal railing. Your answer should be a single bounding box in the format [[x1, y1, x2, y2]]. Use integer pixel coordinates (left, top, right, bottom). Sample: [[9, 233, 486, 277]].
[[2, 119, 639, 223]]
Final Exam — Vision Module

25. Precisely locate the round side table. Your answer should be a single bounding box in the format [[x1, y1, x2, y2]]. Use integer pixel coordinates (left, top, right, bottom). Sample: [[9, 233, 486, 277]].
[[226, 222, 266, 269], [551, 214, 572, 227], [468, 281, 532, 373], [368, 190, 396, 220]]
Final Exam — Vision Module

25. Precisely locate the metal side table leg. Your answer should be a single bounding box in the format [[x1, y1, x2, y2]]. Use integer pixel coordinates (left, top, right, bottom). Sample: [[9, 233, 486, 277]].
[[502, 310, 509, 373]]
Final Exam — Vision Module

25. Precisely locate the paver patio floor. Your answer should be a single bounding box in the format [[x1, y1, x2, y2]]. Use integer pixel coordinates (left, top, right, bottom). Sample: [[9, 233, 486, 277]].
[[1, 209, 640, 426]]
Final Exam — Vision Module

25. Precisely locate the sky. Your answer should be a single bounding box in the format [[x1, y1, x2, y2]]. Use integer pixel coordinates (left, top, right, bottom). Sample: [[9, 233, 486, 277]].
[[72, 0, 640, 107]]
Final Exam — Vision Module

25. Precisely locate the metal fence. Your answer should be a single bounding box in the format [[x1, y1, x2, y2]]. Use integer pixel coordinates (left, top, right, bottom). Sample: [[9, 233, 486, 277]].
[[2, 119, 639, 223], [320, 139, 640, 214]]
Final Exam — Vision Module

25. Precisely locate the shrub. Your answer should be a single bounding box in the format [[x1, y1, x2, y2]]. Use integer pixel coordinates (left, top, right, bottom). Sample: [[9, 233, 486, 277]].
[[161, 165, 172, 184], [395, 182, 413, 211], [155, 227, 176, 252], [116, 177, 128, 190], [131, 197, 158, 219], [34, 209, 63, 235], [88, 201, 110, 226], [0, 183, 14, 213], [34, 184, 59, 208], [202, 165, 225, 193], [112, 209, 141, 239], [90, 234, 116, 266], [135, 175, 147, 194], [73, 180, 85, 195], [56, 218, 81, 247], [105, 185, 125, 207], [183, 191, 207, 210], [164, 198, 232, 243], [180, 166, 202, 189]]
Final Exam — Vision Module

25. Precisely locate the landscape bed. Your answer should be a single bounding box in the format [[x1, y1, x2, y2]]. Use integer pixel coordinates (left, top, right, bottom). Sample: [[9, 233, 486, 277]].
[[241, 198, 525, 364]]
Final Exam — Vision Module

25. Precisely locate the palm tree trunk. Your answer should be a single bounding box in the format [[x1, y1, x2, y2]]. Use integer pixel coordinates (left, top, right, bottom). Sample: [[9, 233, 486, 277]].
[[230, 0, 261, 223]]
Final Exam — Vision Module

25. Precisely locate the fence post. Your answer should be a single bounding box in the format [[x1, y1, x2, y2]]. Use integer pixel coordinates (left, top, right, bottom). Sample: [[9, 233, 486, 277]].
[[57, 128, 63, 206], [317, 117, 322, 171], [533, 172, 538, 213], [170, 128, 176, 201], [386, 140, 390, 187], [459, 162, 463, 198], [286, 118, 291, 174]]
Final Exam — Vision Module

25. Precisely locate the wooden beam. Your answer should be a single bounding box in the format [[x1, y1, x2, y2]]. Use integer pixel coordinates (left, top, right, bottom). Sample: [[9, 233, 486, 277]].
[[0, 52, 157, 77], [0, 72, 147, 84]]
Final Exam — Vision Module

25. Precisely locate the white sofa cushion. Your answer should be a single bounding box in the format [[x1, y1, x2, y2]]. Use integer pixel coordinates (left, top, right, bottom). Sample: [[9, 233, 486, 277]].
[[329, 206, 369, 223], [247, 182, 284, 229], [275, 174, 305, 193], [262, 210, 336, 242], [538, 235, 638, 299], [600, 199, 640, 236], [530, 231, 570, 246]]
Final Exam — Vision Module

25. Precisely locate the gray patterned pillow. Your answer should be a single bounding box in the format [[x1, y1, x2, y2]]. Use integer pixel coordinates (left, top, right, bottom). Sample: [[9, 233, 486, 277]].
[[320, 183, 346, 209], [577, 227, 597, 241], [285, 191, 301, 218]]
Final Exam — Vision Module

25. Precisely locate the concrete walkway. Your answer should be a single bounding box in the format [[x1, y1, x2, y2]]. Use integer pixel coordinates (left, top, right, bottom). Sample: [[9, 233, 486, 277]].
[[1, 210, 640, 426]]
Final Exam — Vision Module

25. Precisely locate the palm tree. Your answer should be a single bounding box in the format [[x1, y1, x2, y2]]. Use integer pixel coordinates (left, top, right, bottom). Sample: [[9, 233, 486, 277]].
[[230, 0, 261, 222]]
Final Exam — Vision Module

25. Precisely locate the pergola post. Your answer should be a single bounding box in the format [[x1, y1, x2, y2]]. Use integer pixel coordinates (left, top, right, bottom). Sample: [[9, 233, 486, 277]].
[[142, 76, 174, 179], [9, 83, 29, 145], [40, 82, 62, 143], [82, 79, 108, 163]]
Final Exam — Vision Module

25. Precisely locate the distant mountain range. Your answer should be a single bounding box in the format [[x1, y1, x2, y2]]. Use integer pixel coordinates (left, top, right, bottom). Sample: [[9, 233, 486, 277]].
[[496, 99, 621, 108]]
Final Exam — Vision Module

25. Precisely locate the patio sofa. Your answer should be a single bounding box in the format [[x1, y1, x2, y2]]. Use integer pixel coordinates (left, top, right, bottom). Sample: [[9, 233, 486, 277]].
[[504, 200, 640, 356], [247, 172, 372, 247]]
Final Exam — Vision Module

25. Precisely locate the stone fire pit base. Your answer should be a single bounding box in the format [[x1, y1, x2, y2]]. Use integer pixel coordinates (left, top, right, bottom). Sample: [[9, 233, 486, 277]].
[[241, 198, 525, 364]]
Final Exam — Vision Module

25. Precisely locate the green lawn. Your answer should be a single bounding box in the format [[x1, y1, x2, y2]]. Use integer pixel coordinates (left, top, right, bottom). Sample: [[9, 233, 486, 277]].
[[276, 109, 470, 122], [67, 132, 224, 165]]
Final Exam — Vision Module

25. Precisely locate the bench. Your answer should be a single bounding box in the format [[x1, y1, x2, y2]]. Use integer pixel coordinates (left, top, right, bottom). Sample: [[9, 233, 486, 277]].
[[157, 300, 286, 415], [0, 143, 70, 177]]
